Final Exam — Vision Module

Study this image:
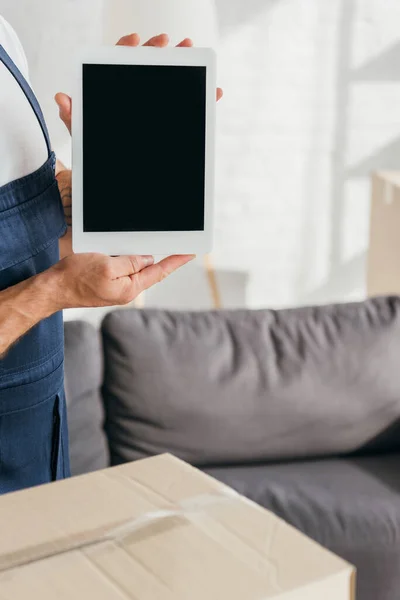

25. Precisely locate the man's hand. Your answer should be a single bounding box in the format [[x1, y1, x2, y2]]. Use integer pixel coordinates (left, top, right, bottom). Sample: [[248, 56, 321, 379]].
[[55, 33, 223, 134], [48, 252, 194, 309], [0, 252, 194, 356]]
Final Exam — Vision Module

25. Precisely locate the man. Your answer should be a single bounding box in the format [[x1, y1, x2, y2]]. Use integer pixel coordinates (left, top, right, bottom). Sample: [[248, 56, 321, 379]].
[[0, 17, 222, 493]]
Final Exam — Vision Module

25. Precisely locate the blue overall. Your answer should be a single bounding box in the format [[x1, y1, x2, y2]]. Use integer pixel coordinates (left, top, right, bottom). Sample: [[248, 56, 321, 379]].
[[0, 45, 70, 494]]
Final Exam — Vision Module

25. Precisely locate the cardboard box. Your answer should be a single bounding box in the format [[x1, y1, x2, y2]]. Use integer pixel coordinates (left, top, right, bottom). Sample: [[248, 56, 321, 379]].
[[0, 454, 355, 599], [368, 171, 400, 296]]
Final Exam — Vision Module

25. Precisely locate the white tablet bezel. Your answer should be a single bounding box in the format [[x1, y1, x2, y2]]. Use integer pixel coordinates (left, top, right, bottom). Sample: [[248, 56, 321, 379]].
[[72, 46, 216, 256]]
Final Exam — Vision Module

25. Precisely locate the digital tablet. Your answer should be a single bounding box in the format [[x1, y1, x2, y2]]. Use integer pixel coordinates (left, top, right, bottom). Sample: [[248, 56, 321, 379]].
[[72, 46, 216, 255]]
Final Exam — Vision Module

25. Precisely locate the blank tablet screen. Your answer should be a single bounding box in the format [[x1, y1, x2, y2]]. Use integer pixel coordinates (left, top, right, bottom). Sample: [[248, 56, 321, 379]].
[[82, 64, 206, 232]]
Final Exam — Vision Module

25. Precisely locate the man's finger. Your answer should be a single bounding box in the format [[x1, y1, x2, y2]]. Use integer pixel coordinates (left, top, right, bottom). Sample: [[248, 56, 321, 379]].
[[143, 33, 169, 47], [217, 87, 223, 102], [55, 93, 72, 135], [116, 33, 141, 47], [176, 38, 193, 48], [110, 255, 154, 278], [133, 254, 195, 290]]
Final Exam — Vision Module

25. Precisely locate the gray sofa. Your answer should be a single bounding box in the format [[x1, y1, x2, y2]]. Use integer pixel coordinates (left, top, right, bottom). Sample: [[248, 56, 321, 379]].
[[64, 297, 400, 600]]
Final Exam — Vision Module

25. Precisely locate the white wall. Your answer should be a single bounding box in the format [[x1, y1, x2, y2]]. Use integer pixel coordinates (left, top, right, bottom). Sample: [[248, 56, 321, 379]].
[[1, 0, 399, 312], [214, 0, 400, 307]]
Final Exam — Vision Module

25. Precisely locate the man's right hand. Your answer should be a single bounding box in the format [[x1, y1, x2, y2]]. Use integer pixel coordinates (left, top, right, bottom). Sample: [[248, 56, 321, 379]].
[[0, 252, 194, 357], [47, 252, 194, 310]]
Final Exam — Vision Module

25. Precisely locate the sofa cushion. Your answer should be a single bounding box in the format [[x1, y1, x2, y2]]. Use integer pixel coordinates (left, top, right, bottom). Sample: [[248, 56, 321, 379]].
[[205, 455, 400, 600], [64, 321, 109, 475], [102, 297, 400, 466]]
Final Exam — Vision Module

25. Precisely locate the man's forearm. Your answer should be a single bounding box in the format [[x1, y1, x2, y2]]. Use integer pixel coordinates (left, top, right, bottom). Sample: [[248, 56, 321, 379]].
[[0, 270, 60, 358]]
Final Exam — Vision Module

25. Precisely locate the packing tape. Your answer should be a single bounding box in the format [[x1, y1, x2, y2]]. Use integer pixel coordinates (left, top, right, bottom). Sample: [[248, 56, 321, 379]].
[[106, 488, 240, 542], [0, 487, 241, 573]]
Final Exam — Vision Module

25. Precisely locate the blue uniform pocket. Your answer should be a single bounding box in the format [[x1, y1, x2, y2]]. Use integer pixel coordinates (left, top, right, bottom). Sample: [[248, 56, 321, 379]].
[[51, 391, 70, 482], [0, 180, 66, 272], [50, 395, 62, 481], [0, 388, 70, 494]]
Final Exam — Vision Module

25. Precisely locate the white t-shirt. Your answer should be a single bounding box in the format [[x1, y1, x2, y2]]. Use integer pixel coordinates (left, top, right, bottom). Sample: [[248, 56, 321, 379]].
[[0, 15, 47, 188]]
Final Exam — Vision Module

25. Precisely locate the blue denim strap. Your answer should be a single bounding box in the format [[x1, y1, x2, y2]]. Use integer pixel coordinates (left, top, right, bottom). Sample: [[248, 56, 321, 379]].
[[0, 44, 52, 157]]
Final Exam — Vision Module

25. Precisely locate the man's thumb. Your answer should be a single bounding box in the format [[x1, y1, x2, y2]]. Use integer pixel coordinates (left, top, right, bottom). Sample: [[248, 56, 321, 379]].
[[55, 93, 72, 135]]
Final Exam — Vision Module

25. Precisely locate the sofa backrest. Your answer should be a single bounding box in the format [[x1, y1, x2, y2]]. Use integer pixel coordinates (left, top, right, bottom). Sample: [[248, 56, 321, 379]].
[[100, 297, 400, 467]]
